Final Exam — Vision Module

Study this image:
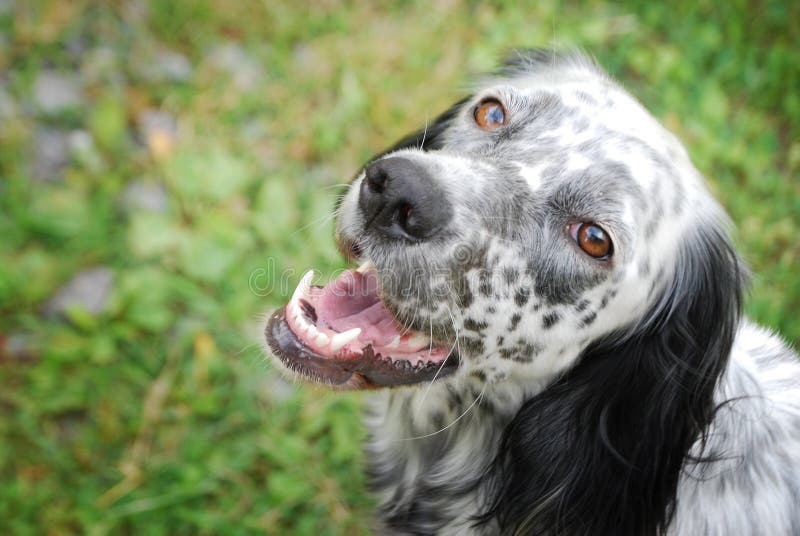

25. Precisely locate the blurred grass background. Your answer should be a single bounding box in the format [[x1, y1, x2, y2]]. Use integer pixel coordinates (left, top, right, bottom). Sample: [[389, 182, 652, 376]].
[[0, 0, 797, 534]]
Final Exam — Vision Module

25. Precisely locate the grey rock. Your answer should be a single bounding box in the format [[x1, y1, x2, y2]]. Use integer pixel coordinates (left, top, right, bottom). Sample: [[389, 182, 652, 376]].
[[33, 71, 84, 114], [31, 128, 71, 182], [137, 109, 177, 140], [120, 180, 169, 213], [1, 333, 36, 362], [66, 36, 87, 61], [122, 0, 149, 23], [139, 49, 192, 83], [69, 130, 104, 173], [81, 47, 124, 86], [44, 267, 115, 318], [206, 43, 263, 91]]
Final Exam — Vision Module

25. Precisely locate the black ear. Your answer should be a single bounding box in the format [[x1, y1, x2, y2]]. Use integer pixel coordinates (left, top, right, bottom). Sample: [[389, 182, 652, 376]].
[[374, 96, 471, 159], [477, 222, 746, 535]]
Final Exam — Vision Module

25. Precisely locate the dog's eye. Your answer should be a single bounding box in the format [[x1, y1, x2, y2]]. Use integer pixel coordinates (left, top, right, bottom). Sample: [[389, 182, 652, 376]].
[[474, 99, 506, 130], [569, 222, 613, 259]]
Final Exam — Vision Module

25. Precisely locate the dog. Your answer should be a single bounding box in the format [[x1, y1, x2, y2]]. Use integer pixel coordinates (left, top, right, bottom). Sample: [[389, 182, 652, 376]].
[[266, 50, 800, 535]]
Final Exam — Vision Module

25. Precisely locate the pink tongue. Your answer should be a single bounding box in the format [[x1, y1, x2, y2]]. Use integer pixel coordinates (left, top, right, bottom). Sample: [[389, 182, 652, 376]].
[[316, 270, 403, 346]]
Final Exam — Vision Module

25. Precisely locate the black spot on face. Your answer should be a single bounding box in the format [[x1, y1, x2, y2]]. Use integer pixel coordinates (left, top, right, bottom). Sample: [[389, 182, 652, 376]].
[[580, 310, 597, 327], [502, 267, 519, 285], [479, 270, 493, 297], [510, 342, 543, 363], [514, 287, 531, 307], [575, 299, 590, 312], [499, 347, 516, 360], [496, 336, 505, 346], [460, 336, 485, 356], [464, 318, 488, 332], [542, 311, 561, 329], [471, 370, 487, 383], [509, 313, 522, 331]]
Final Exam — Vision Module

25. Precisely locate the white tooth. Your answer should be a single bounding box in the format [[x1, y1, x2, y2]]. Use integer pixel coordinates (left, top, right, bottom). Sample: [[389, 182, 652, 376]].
[[356, 260, 375, 274], [329, 328, 362, 352], [292, 269, 314, 303], [291, 301, 303, 319], [305, 321, 318, 335], [406, 333, 431, 350], [294, 309, 309, 328], [315, 332, 330, 346], [294, 321, 309, 336], [387, 335, 401, 349]]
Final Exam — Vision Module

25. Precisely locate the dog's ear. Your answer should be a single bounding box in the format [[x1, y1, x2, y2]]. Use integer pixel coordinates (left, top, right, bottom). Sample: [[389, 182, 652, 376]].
[[374, 96, 471, 158], [477, 220, 746, 535]]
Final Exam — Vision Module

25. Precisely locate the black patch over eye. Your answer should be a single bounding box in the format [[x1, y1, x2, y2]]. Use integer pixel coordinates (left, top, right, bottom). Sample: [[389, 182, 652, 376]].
[[474, 98, 506, 130], [569, 222, 613, 259]]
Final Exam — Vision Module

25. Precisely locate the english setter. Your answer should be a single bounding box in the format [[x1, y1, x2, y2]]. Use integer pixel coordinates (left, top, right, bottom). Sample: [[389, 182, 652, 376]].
[[266, 50, 800, 535]]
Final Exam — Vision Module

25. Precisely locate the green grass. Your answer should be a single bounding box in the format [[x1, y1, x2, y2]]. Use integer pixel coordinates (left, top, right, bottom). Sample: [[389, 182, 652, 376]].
[[0, 1, 797, 533]]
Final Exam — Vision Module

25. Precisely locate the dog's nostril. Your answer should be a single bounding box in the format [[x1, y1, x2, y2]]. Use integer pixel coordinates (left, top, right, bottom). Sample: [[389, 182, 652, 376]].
[[398, 202, 412, 221], [366, 166, 388, 194]]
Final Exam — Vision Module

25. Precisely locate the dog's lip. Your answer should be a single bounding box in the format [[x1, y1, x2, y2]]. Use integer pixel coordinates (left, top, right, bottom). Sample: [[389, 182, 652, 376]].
[[264, 262, 459, 388], [265, 308, 459, 388]]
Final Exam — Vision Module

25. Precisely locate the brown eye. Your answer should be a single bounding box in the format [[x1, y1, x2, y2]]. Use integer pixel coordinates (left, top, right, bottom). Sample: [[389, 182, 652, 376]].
[[569, 222, 613, 259], [474, 99, 506, 130]]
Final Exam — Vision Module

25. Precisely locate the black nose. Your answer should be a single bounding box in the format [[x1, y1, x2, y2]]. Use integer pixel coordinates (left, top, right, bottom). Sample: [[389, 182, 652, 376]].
[[358, 156, 452, 241]]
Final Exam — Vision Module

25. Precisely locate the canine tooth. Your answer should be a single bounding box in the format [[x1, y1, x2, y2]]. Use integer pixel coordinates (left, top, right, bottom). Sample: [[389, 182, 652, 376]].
[[329, 328, 362, 352], [387, 335, 401, 349], [356, 260, 375, 274], [406, 333, 432, 350], [291, 269, 314, 303], [314, 332, 330, 346]]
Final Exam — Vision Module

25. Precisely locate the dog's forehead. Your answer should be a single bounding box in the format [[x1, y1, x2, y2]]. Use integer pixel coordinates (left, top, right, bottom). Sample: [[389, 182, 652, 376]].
[[476, 69, 671, 157], [441, 65, 699, 216]]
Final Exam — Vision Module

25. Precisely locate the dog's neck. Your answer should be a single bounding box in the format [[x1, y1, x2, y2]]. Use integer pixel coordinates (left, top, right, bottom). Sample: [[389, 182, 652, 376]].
[[364, 374, 548, 534]]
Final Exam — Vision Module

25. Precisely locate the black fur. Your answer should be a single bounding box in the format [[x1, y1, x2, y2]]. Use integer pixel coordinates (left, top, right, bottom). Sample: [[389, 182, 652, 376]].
[[378, 96, 471, 157], [476, 223, 745, 535]]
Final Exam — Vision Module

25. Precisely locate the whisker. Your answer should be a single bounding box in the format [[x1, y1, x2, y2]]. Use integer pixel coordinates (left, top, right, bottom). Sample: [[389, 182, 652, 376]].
[[290, 207, 342, 236], [419, 118, 430, 149], [399, 383, 486, 442]]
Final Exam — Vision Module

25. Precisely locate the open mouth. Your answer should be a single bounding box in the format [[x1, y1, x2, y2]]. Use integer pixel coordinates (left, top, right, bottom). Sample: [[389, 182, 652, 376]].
[[265, 262, 459, 388]]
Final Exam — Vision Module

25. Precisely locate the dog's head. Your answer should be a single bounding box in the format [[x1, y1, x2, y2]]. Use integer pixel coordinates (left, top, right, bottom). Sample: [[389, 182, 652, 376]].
[[266, 50, 743, 396]]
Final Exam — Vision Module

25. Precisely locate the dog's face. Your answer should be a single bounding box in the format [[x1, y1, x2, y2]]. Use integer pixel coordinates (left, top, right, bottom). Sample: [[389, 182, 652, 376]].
[[266, 52, 727, 391]]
